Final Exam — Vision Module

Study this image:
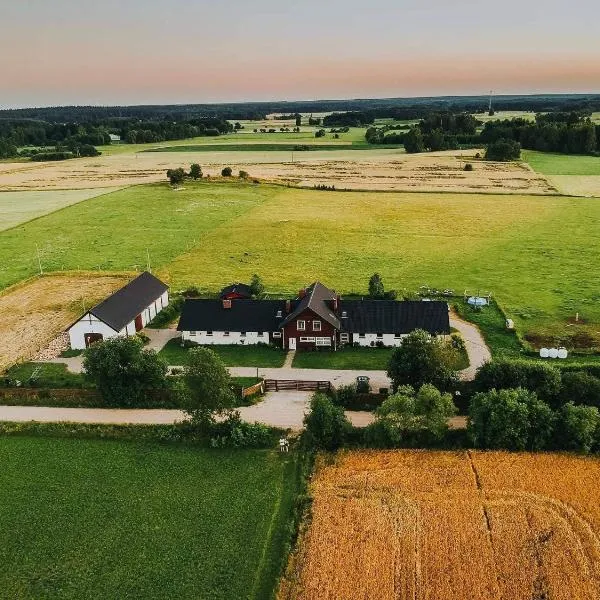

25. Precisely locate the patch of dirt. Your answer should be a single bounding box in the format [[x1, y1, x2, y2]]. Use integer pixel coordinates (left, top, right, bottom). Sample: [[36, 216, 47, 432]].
[[0, 273, 130, 372]]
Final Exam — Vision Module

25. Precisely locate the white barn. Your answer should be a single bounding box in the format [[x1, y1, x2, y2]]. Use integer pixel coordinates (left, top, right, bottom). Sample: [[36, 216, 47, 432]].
[[67, 272, 169, 350]]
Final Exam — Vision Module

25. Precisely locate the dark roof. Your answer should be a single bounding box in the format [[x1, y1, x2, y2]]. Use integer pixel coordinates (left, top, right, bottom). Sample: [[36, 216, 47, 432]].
[[90, 271, 168, 331], [220, 283, 253, 299], [280, 282, 340, 329], [177, 299, 287, 332], [338, 300, 450, 335]]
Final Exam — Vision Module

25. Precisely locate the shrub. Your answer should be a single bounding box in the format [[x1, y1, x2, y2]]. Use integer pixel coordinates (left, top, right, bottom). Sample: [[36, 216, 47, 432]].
[[334, 383, 358, 408], [147, 295, 184, 328], [189, 163, 202, 179], [555, 403, 600, 453], [485, 138, 521, 161], [464, 163, 473, 171], [209, 412, 275, 448], [167, 167, 185, 185], [468, 388, 555, 451], [221, 166, 233, 177], [239, 170, 249, 179], [474, 359, 561, 404], [560, 371, 600, 408], [303, 393, 352, 450]]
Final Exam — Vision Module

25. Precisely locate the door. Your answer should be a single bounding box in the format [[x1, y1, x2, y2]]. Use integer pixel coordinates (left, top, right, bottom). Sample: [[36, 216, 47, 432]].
[[288, 337, 296, 350], [84, 333, 103, 348], [134, 314, 143, 332]]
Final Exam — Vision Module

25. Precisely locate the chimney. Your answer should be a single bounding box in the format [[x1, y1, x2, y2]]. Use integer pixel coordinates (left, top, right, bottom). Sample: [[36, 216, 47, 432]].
[[222, 299, 232, 309], [285, 299, 291, 313], [298, 288, 306, 299], [332, 295, 340, 311]]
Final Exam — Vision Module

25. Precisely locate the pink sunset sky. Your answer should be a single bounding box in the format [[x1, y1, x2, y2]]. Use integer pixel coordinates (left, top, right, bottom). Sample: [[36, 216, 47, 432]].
[[2, 0, 599, 107]]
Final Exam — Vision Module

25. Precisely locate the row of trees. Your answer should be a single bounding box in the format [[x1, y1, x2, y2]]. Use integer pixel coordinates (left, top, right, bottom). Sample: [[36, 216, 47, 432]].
[[166, 164, 251, 185]]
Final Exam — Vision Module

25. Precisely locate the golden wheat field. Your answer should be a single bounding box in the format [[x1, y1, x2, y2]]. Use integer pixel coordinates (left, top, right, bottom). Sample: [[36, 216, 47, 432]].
[[279, 450, 600, 600]]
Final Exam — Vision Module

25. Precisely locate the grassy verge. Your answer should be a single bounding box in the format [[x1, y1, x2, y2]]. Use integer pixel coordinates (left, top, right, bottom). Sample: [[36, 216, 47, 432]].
[[159, 339, 286, 367], [292, 347, 394, 370], [0, 436, 301, 599], [2, 362, 89, 388]]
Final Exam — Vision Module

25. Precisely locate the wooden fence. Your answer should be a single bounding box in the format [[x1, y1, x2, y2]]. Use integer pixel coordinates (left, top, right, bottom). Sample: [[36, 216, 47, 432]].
[[241, 380, 265, 398], [264, 379, 331, 392]]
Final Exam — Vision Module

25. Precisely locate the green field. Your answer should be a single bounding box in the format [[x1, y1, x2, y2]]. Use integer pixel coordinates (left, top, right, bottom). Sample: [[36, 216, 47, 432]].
[[0, 189, 121, 231], [160, 339, 286, 367], [0, 437, 298, 599], [523, 150, 600, 176], [2, 180, 600, 343]]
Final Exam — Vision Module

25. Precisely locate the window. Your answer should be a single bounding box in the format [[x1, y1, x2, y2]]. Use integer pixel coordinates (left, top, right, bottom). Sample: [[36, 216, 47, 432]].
[[240, 332, 246, 337], [394, 333, 402, 338], [341, 311, 347, 318], [300, 336, 316, 342], [340, 333, 349, 342], [273, 332, 282, 338], [258, 332, 264, 337], [313, 320, 321, 331], [297, 320, 305, 331], [377, 333, 383, 338], [359, 333, 365, 338], [276, 310, 283, 318], [206, 331, 213, 336], [316, 337, 331, 346], [189, 331, 197, 337], [224, 331, 230, 336]]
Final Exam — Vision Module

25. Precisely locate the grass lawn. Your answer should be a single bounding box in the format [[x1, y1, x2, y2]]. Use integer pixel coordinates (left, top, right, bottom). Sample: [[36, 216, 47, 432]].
[[0, 437, 299, 599], [292, 346, 394, 370], [3, 362, 88, 388], [522, 150, 600, 176], [3, 180, 600, 344], [160, 339, 286, 367]]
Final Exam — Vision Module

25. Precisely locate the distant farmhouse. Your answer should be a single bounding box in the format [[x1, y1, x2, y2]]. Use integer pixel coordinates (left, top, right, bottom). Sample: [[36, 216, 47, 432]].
[[220, 283, 253, 300], [178, 281, 449, 351], [67, 272, 169, 349]]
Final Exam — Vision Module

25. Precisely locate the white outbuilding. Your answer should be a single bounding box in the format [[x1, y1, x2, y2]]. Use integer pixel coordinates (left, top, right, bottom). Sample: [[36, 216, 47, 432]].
[[67, 271, 169, 350]]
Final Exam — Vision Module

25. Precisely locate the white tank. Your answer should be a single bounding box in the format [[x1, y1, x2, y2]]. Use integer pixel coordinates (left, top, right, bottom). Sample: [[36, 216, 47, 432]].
[[557, 347, 568, 359], [548, 348, 559, 359], [540, 348, 549, 358]]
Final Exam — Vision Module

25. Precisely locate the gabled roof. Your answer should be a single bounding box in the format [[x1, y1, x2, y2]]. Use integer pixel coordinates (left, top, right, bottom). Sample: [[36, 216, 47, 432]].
[[338, 300, 450, 335], [220, 283, 253, 299], [177, 299, 287, 332], [89, 271, 168, 332], [280, 282, 340, 329]]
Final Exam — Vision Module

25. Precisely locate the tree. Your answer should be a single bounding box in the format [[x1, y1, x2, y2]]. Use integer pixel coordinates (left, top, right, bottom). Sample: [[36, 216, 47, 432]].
[[368, 273, 385, 299], [556, 403, 600, 453], [485, 138, 521, 161], [182, 347, 236, 427], [221, 166, 233, 177], [189, 163, 202, 180], [239, 170, 249, 179], [560, 371, 600, 408], [315, 129, 326, 138], [387, 329, 459, 392], [303, 393, 352, 450], [83, 337, 167, 407], [403, 127, 425, 153], [249, 273, 265, 297], [468, 388, 555, 451], [167, 167, 185, 185], [371, 384, 456, 446], [295, 113, 302, 127]]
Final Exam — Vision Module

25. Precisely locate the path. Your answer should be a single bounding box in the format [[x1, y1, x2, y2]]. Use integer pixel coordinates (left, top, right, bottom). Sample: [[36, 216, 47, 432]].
[[282, 350, 295, 369], [449, 313, 492, 381], [0, 392, 467, 431]]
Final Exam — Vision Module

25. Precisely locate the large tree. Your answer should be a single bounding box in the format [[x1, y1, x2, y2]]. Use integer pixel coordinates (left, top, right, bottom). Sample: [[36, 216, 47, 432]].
[[403, 127, 425, 153], [387, 329, 459, 392], [249, 273, 265, 298], [303, 393, 352, 450], [83, 337, 167, 406], [368, 273, 385, 299], [189, 163, 202, 180], [182, 347, 236, 427]]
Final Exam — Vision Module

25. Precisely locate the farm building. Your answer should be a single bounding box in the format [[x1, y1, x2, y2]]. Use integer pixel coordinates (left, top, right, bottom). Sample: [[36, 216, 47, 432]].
[[220, 283, 253, 300], [67, 272, 169, 349], [177, 282, 449, 350]]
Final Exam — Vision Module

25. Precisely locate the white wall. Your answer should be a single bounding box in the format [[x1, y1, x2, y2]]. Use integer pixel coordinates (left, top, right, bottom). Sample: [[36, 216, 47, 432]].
[[68, 314, 119, 350], [351, 333, 406, 347], [182, 330, 269, 345]]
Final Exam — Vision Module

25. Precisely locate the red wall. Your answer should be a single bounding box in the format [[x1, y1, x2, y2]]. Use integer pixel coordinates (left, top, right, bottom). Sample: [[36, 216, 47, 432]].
[[282, 309, 337, 350]]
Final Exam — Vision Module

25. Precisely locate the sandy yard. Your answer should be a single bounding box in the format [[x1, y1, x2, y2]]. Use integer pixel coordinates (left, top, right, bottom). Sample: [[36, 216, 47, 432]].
[[0, 273, 129, 372], [0, 149, 556, 195]]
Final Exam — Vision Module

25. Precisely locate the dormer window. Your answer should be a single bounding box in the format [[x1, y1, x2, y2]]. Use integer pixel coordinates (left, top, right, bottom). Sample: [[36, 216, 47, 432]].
[[276, 310, 283, 318], [297, 320, 306, 331], [341, 311, 347, 318], [313, 320, 321, 331]]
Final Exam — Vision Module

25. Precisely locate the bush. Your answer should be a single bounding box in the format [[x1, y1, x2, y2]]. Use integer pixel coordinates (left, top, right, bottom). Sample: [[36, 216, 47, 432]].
[[334, 383, 358, 408], [31, 151, 74, 161], [555, 403, 600, 453], [303, 393, 352, 450], [474, 359, 561, 405], [147, 295, 184, 328], [167, 167, 185, 185], [239, 170, 249, 179], [221, 167, 233, 177], [485, 138, 521, 161], [209, 412, 276, 448], [468, 388, 555, 450], [464, 163, 473, 171], [559, 371, 600, 408]]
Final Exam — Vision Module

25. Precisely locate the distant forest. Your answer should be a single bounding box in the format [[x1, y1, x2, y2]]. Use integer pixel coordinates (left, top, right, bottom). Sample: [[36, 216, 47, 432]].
[[1, 94, 599, 160]]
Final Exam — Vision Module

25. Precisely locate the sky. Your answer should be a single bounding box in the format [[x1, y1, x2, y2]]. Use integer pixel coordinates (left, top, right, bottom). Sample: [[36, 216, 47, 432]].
[[1, 0, 599, 108]]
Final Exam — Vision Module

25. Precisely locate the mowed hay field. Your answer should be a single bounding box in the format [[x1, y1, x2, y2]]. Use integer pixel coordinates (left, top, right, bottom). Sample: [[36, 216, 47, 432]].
[[0, 437, 299, 599], [0, 188, 122, 231], [0, 274, 128, 372], [0, 147, 555, 194], [1, 181, 600, 342], [280, 450, 600, 600]]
